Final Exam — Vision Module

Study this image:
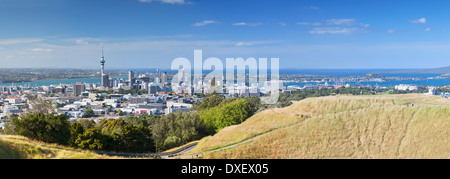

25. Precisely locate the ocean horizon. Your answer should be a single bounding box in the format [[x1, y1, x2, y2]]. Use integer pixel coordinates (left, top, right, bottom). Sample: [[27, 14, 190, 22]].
[[0, 69, 447, 87]]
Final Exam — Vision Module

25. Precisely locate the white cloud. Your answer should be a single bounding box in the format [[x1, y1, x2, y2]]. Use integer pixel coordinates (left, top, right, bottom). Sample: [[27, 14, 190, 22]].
[[309, 27, 362, 35], [299, 19, 357, 26], [298, 22, 322, 26], [65, 38, 101, 45], [326, 19, 357, 26], [139, 0, 190, 5], [425, 27, 431, 32], [409, 18, 427, 24], [232, 22, 263, 27], [0, 38, 43, 45], [161, 0, 188, 4], [303, 19, 370, 35], [387, 29, 396, 34], [31, 48, 52, 52], [302, 6, 320, 10], [299, 19, 369, 28], [75, 39, 89, 45], [235, 42, 253, 47], [31, 48, 43, 52], [191, 20, 218, 27]]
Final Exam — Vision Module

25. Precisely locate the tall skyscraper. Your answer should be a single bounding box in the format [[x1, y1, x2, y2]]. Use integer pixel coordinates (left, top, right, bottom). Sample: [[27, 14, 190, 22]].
[[102, 74, 110, 88], [74, 82, 85, 96], [161, 72, 168, 84], [100, 44, 106, 87], [129, 71, 135, 85], [178, 68, 184, 83]]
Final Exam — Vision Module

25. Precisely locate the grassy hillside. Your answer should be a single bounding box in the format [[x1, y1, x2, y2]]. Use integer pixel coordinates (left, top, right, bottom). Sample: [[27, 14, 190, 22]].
[[193, 94, 450, 159], [0, 135, 119, 159]]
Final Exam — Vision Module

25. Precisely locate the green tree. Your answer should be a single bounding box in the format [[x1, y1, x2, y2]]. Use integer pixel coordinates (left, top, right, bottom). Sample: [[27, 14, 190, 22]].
[[84, 108, 95, 118], [192, 93, 225, 111], [11, 112, 71, 145], [152, 112, 207, 150], [77, 118, 96, 130], [199, 98, 252, 133], [75, 128, 110, 151], [122, 125, 154, 153], [163, 136, 181, 149], [98, 118, 127, 137], [69, 122, 85, 147], [243, 96, 262, 115]]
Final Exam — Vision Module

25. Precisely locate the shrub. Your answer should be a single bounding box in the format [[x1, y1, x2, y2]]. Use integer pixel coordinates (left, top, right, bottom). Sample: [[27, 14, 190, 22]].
[[164, 136, 182, 149], [11, 112, 71, 145], [199, 98, 252, 133], [152, 112, 208, 151]]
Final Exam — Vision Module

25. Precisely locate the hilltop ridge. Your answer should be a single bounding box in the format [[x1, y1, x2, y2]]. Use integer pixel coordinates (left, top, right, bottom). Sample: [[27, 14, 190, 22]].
[[192, 94, 450, 159]]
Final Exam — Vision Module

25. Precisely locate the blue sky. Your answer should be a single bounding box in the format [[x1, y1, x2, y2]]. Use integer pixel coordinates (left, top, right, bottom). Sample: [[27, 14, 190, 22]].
[[0, 0, 450, 69]]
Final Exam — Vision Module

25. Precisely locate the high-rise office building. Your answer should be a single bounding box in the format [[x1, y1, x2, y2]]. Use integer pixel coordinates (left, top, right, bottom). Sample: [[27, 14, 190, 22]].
[[154, 77, 161, 83], [129, 71, 135, 85], [148, 83, 160, 94], [102, 74, 110, 88], [74, 82, 85, 96], [178, 69, 184, 83], [161, 72, 168, 84]]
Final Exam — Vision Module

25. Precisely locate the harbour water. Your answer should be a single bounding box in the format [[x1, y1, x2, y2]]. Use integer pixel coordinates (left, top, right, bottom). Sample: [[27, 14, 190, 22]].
[[287, 78, 450, 87], [0, 69, 448, 87], [0, 78, 119, 87]]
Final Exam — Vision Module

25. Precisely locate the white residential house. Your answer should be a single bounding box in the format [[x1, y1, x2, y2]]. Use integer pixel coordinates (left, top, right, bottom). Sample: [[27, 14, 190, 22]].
[[93, 109, 106, 116], [3, 105, 20, 114], [425, 87, 436, 95], [8, 97, 22, 104], [165, 101, 192, 114], [395, 84, 421, 91], [61, 104, 80, 111]]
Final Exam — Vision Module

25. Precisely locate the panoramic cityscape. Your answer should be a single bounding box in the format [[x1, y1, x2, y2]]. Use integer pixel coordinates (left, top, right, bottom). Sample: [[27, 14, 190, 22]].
[[0, 0, 449, 174], [0, 51, 449, 126]]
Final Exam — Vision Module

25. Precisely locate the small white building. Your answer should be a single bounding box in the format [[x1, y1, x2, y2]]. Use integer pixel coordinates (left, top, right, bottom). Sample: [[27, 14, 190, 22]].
[[103, 99, 118, 108], [425, 87, 436, 95], [135, 108, 158, 115], [8, 97, 22, 104], [395, 84, 421, 91], [67, 111, 84, 118], [165, 101, 192, 114], [74, 101, 89, 106], [3, 105, 20, 114], [93, 109, 106, 116], [61, 104, 80, 111], [120, 107, 135, 114]]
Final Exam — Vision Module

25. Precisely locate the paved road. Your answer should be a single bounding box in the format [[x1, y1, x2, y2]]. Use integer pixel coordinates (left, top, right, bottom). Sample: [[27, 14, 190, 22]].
[[161, 143, 199, 159]]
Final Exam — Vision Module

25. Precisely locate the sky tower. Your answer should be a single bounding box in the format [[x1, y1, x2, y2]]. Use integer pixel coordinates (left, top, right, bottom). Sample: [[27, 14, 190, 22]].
[[100, 44, 105, 87]]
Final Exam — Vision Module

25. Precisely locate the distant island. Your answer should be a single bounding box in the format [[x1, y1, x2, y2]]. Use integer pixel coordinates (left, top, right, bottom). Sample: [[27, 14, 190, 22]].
[[0, 68, 126, 84], [375, 66, 450, 74]]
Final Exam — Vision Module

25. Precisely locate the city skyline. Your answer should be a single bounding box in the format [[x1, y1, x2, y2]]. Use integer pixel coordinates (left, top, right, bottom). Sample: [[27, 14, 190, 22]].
[[1, 0, 450, 69]]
